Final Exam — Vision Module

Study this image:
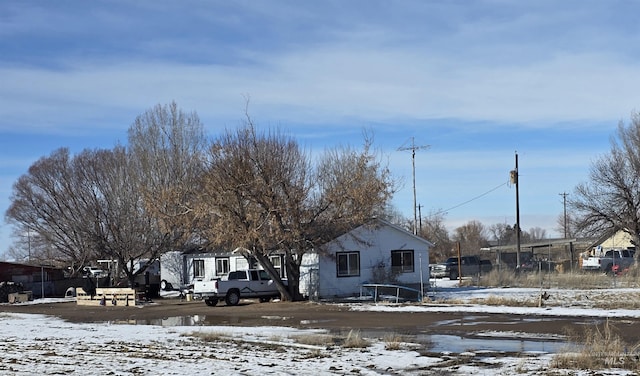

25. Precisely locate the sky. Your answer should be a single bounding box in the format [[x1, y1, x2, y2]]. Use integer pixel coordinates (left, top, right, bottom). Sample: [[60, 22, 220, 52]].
[[2, 1, 640, 259]]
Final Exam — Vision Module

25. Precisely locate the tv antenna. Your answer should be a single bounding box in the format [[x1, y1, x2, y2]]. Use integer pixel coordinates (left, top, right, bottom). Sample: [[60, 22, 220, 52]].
[[398, 137, 430, 235]]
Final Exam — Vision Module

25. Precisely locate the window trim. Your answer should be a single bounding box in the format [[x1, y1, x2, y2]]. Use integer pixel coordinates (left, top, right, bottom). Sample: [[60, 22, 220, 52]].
[[216, 258, 230, 276], [269, 255, 284, 278], [193, 259, 205, 279], [391, 249, 415, 273], [336, 251, 360, 277]]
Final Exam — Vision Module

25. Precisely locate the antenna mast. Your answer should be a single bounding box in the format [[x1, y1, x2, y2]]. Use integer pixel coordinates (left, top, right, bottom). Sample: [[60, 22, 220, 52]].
[[398, 137, 430, 235]]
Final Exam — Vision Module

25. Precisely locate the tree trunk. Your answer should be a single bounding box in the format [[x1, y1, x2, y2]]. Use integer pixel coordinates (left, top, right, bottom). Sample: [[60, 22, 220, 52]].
[[253, 252, 293, 301]]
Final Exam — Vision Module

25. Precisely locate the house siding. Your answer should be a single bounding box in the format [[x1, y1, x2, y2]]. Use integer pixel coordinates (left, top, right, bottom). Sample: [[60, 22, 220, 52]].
[[301, 220, 431, 299], [600, 230, 635, 250], [160, 251, 247, 288]]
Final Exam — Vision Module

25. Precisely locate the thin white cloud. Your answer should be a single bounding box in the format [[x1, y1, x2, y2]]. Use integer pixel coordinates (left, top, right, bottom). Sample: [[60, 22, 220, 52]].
[[1, 0, 638, 255], [2, 46, 638, 135]]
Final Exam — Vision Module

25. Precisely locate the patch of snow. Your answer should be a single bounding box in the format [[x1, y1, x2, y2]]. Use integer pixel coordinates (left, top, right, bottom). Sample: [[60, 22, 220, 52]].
[[1, 279, 639, 375]]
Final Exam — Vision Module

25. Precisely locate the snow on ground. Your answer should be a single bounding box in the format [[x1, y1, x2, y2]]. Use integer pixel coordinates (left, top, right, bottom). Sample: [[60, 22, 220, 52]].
[[1, 280, 639, 375], [0, 312, 458, 375]]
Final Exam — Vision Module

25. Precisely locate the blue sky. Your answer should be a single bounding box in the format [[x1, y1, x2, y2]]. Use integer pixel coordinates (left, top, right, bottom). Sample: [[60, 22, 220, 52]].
[[1, 1, 639, 258]]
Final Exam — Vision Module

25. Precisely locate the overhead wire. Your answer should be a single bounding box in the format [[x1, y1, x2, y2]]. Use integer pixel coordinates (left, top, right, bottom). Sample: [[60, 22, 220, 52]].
[[433, 181, 508, 216]]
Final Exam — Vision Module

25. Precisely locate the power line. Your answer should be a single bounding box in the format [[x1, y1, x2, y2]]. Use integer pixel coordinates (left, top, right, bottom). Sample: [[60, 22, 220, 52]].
[[433, 182, 508, 216]]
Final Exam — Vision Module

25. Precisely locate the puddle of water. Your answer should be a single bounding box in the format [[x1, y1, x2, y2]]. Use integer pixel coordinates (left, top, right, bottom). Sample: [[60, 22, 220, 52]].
[[326, 328, 571, 354], [111, 315, 243, 326], [111, 315, 575, 354], [299, 319, 335, 325], [433, 315, 551, 327], [432, 315, 491, 326], [423, 334, 569, 354], [260, 315, 292, 321]]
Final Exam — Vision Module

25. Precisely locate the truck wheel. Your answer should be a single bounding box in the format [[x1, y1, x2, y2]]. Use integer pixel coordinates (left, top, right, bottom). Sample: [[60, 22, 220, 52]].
[[205, 298, 218, 307], [160, 280, 172, 291], [449, 271, 458, 280], [225, 290, 240, 306], [604, 264, 613, 275]]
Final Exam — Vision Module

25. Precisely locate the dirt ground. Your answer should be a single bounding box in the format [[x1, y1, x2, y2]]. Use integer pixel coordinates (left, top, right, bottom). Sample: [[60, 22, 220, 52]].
[[4, 297, 640, 344]]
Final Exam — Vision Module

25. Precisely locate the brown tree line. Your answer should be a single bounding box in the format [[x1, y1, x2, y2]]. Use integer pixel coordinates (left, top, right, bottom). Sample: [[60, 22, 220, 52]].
[[5, 102, 394, 300]]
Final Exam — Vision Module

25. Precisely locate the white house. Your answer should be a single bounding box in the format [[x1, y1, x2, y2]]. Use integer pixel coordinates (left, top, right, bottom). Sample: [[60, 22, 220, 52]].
[[160, 248, 285, 290], [299, 219, 432, 300], [160, 219, 432, 299]]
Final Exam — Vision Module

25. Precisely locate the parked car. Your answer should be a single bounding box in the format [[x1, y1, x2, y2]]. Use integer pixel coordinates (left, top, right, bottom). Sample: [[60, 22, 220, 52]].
[[82, 266, 105, 278], [435, 256, 492, 280], [429, 263, 448, 278]]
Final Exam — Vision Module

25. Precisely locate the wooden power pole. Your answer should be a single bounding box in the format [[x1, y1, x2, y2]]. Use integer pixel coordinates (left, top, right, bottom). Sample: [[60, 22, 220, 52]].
[[511, 152, 521, 270]]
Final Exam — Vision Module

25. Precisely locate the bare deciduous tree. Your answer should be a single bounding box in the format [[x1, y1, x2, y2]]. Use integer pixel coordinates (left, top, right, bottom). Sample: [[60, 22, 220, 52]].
[[127, 101, 207, 248], [555, 211, 582, 238], [200, 125, 310, 300], [5, 124, 196, 285], [452, 220, 490, 254], [570, 113, 640, 247], [87, 146, 174, 286], [199, 122, 394, 301], [488, 223, 516, 246], [527, 227, 547, 241], [419, 211, 452, 262], [5, 148, 101, 272]]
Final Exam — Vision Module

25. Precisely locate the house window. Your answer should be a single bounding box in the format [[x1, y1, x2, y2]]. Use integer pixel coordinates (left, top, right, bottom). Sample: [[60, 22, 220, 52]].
[[391, 250, 414, 273], [336, 252, 360, 277], [270, 255, 283, 278], [193, 259, 205, 278], [216, 258, 229, 276]]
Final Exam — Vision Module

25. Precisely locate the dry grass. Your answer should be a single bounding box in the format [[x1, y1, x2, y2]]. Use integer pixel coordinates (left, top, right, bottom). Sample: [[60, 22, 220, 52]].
[[299, 349, 329, 359], [474, 267, 640, 289], [293, 333, 336, 347], [342, 329, 370, 348], [591, 295, 640, 310], [434, 268, 640, 309], [383, 333, 403, 350], [553, 320, 640, 371], [186, 331, 226, 342], [187, 329, 375, 351], [467, 295, 539, 307]]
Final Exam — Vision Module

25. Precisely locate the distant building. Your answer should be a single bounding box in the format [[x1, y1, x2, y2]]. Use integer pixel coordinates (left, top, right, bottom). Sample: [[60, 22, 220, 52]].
[[0, 261, 65, 298]]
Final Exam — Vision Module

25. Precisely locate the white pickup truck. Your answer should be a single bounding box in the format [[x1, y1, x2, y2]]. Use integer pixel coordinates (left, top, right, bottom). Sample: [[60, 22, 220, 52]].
[[193, 269, 282, 306], [581, 248, 635, 273]]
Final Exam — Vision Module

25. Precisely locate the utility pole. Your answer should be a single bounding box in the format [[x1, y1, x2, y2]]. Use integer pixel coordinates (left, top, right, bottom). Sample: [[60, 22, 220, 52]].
[[560, 191, 570, 270], [398, 137, 430, 235], [417, 204, 423, 233], [560, 192, 569, 238], [511, 152, 521, 270]]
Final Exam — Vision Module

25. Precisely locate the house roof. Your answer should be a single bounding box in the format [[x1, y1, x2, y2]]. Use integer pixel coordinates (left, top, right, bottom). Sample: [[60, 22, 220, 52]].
[[486, 237, 596, 253], [372, 218, 435, 247], [321, 217, 434, 249]]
